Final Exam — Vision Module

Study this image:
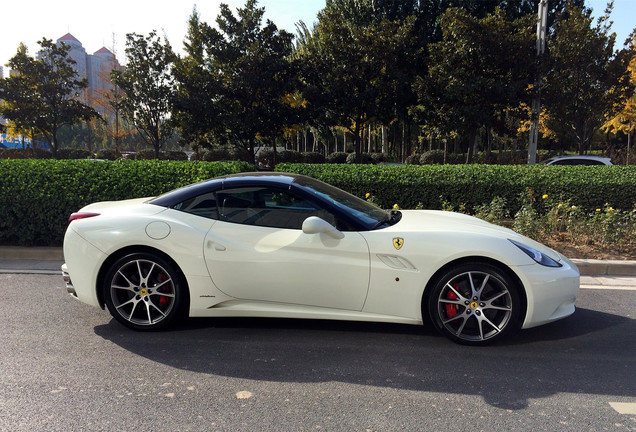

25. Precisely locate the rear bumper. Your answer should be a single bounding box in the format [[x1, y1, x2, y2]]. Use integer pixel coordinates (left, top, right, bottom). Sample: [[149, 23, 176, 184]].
[[61, 263, 77, 297], [62, 227, 107, 308]]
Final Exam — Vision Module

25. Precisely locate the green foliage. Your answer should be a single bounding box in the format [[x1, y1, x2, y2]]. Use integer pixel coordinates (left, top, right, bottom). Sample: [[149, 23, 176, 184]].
[[111, 31, 177, 158], [325, 152, 348, 164], [512, 195, 635, 248], [302, 152, 325, 164], [279, 150, 304, 164], [0, 39, 98, 156], [276, 163, 636, 213], [173, 3, 297, 160], [419, 150, 445, 164], [56, 148, 92, 159], [0, 160, 253, 246], [543, 4, 618, 154], [415, 7, 534, 159], [95, 149, 119, 160], [131, 149, 188, 160], [298, 6, 419, 162], [0, 148, 53, 159]]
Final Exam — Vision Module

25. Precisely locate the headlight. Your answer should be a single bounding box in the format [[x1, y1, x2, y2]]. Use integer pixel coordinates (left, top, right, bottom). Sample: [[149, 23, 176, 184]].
[[509, 239, 562, 267]]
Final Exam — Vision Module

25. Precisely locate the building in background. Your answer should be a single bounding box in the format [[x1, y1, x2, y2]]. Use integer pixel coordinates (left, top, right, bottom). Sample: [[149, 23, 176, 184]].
[[55, 33, 122, 115]]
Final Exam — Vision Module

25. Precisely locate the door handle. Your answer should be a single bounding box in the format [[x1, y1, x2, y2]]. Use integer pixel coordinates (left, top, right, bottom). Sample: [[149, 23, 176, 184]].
[[207, 240, 226, 251]]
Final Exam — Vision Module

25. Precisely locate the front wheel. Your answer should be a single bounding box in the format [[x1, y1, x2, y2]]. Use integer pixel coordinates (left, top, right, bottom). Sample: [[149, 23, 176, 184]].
[[103, 253, 187, 331], [428, 263, 522, 345]]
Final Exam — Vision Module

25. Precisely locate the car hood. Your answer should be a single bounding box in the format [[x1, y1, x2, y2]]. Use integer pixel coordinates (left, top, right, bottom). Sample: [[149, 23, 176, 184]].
[[394, 210, 562, 260]]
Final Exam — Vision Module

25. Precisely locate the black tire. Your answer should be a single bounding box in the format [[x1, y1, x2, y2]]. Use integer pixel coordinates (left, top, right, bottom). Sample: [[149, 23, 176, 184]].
[[103, 252, 188, 331], [427, 262, 522, 345]]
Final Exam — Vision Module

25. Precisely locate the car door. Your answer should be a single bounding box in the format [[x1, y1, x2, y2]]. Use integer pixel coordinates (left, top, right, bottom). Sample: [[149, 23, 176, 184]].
[[203, 185, 370, 311]]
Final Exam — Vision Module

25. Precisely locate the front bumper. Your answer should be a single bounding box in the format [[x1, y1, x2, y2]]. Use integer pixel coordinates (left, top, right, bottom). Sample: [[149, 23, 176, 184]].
[[517, 256, 580, 329]]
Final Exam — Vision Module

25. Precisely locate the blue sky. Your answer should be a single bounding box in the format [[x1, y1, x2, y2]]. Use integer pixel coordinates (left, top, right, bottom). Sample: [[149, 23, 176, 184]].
[[1, 0, 634, 77]]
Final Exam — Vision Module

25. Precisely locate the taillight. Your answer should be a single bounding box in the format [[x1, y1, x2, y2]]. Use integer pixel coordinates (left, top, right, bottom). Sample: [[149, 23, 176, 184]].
[[68, 212, 100, 226]]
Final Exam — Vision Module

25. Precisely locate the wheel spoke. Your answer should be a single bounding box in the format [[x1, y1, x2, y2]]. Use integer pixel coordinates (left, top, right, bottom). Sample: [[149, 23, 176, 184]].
[[112, 284, 135, 292], [454, 316, 469, 336], [115, 297, 136, 312], [153, 278, 172, 291], [147, 298, 168, 319], [478, 313, 502, 334], [143, 300, 153, 324], [445, 283, 469, 302], [117, 270, 136, 289], [476, 274, 489, 297]]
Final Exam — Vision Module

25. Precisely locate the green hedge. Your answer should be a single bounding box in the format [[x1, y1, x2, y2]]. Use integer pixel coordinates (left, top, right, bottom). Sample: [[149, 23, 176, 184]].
[[275, 163, 636, 213], [2, 160, 635, 246], [0, 159, 252, 246]]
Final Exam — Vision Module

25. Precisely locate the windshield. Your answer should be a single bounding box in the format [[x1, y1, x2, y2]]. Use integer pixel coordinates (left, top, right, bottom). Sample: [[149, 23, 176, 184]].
[[293, 176, 390, 229]]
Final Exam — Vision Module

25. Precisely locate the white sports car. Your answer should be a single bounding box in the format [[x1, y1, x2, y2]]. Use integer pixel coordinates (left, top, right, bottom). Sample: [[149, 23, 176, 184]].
[[62, 172, 579, 345]]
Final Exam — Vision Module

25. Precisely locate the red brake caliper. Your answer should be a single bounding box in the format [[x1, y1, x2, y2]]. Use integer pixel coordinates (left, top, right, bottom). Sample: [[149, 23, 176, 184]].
[[158, 273, 170, 307], [445, 283, 459, 318]]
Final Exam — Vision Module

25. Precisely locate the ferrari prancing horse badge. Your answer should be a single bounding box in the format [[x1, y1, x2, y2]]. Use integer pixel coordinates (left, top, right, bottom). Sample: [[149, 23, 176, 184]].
[[393, 237, 404, 250]]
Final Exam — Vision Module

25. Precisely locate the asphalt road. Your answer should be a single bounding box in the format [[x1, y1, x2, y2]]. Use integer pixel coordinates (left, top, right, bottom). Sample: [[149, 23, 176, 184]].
[[1, 274, 634, 432]]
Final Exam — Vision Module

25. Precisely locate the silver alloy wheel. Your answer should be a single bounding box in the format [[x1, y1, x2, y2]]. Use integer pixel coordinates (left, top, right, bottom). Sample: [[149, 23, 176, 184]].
[[109, 258, 176, 326], [435, 270, 513, 342]]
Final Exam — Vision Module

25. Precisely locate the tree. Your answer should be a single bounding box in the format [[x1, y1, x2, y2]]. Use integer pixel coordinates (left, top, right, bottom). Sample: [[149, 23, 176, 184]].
[[0, 43, 40, 147], [602, 33, 636, 156], [92, 51, 129, 155], [0, 39, 97, 156], [298, 4, 418, 162], [173, 1, 297, 161], [415, 7, 534, 161], [112, 31, 177, 159], [542, 4, 618, 154]]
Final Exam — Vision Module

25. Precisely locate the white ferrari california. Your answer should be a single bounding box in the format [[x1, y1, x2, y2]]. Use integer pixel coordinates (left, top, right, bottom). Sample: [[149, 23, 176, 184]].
[[62, 172, 579, 345]]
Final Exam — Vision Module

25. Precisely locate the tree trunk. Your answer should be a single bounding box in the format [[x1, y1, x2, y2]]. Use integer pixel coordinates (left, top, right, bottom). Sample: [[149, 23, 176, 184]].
[[466, 128, 477, 164]]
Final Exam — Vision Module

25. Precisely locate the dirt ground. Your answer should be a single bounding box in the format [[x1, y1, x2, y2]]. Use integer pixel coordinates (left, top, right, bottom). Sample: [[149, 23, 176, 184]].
[[545, 238, 636, 260]]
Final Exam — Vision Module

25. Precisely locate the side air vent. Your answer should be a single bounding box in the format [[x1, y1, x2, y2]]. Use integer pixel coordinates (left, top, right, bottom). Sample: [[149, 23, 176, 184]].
[[377, 254, 417, 271]]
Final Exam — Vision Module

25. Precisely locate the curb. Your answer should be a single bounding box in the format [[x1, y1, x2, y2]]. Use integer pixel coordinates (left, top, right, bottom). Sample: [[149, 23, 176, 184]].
[[0, 246, 64, 261], [572, 259, 636, 277], [0, 246, 635, 277]]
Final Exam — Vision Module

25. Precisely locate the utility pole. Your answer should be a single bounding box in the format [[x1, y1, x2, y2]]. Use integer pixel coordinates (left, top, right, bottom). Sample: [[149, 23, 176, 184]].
[[528, 0, 548, 164]]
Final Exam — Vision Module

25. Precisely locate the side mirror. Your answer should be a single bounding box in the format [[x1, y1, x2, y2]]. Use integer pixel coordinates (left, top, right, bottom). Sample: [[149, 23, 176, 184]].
[[302, 216, 345, 240]]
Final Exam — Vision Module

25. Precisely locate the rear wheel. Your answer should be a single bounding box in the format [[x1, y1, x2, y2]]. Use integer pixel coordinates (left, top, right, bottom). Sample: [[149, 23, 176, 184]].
[[103, 253, 187, 331], [428, 263, 522, 345]]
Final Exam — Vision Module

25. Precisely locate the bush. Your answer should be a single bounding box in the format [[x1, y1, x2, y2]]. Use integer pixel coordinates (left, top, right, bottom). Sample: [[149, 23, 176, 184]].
[[56, 148, 93, 159], [275, 163, 636, 214], [302, 152, 325, 164], [325, 152, 348, 164], [405, 154, 421, 165], [346, 152, 374, 164], [95, 149, 119, 160], [197, 148, 233, 161], [278, 150, 303, 164], [165, 151, 188, 161], [0, 159, 253, 246], [370, 153, 388, 164], [131, 149, 188, 160], [419, 150, 445, 165], [0, 148, 53, 159]]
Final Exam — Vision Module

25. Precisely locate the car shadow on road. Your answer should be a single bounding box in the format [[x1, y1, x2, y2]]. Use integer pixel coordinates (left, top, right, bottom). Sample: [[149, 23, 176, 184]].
[[93, 306, 635, 411]]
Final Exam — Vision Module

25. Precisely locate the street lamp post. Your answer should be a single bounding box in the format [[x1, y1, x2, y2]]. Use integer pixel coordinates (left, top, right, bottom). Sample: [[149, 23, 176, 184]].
[[528, 0, 548, 165]]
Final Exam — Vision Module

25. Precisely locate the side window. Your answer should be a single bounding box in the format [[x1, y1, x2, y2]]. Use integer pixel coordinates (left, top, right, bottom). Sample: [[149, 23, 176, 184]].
[[173, 192, 219, 220], [217, 187, 337, 229]]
